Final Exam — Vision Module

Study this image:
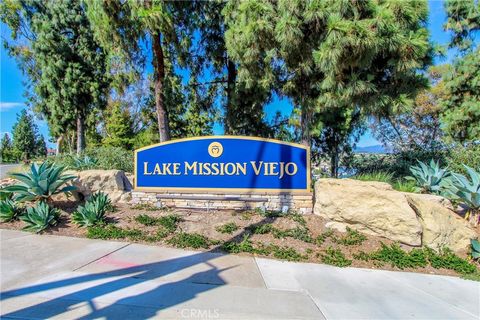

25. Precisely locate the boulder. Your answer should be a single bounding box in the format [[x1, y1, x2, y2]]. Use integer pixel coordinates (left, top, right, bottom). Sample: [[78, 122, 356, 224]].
[[69, 170, 131, 203], [406, 193, 476, 252], [314, 179, 422, 246]]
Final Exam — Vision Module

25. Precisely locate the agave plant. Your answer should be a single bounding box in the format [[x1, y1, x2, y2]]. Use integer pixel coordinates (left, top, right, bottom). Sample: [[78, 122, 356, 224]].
[[3, 162, 77, 202], [471, 239, 480, 260], [73, 155, 98, 170], [73, 192, 111, 227], [0, 199, 21, 222], [449, 166, 480, 224], [21, 201, 60, 233], [406, 160, 451, 194], [0, 187, 12, 200]]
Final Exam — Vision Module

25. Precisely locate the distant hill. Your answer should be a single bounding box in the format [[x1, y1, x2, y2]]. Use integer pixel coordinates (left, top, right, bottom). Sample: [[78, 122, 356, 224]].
[[354, 144, 391, 154]]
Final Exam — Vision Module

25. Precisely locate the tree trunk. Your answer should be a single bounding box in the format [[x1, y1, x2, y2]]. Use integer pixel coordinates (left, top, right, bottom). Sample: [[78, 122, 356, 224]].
[[76, 113, 85, 155], [152, 32, 170, 142], [225, 59, 237, 134], [56, 135, 63, 156], [330, 139, 339, 178], [300, 108, 311, 148]]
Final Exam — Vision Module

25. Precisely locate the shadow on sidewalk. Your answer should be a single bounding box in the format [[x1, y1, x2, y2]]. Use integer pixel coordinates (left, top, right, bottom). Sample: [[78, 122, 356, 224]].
[[1, 215, 278, 319]]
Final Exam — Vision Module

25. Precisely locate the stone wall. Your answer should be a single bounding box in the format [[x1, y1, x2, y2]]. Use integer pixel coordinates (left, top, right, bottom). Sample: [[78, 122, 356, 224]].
[[131, 190, 313, 214]]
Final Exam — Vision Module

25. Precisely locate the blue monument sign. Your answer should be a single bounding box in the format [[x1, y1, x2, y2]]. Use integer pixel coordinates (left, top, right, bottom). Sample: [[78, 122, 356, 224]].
[[135, 136, 310, 192]]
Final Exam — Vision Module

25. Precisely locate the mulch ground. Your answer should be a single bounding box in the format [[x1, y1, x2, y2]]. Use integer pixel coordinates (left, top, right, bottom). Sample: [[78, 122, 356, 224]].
[[2, 200, 478, 279]]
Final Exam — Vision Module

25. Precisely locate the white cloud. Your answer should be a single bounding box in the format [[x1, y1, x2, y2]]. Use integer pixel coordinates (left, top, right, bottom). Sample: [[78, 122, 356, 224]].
[[0, 102, 25, 111]]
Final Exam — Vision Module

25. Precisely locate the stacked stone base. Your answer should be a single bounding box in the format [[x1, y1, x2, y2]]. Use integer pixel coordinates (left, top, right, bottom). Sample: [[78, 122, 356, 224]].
[[131, 190, 313, 214]]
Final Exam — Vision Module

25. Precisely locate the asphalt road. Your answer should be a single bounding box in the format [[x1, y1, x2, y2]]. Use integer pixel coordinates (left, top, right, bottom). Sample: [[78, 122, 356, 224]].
[[0, 164, 21, 180]]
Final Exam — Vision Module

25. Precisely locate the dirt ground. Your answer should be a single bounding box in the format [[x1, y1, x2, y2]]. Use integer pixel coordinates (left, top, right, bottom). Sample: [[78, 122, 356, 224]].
[[1, 200, 478, 279]]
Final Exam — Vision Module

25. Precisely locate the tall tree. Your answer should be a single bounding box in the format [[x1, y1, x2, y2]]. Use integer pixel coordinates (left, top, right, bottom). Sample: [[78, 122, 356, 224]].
[[103, 103, 135, 149], [440, 0, 480, 143], [34, 134, 47, 158], [85, 0, 197, 142], [0, 133, 14, 163], [11, 110, 37, 162], [0, 0, 109, 155], [372, 65, 448, 152], [224, 0, 432, 176]]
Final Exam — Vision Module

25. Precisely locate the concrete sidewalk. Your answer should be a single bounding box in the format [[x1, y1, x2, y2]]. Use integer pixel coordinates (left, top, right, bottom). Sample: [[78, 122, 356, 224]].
[[1, 229, 479, 319]]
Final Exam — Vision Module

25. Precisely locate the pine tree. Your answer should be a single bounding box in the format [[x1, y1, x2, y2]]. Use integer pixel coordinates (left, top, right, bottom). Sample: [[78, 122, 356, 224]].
[[0, 133, 14, 163], [440, 0, 480, 143], [11, 110, 38, 162], [1, 0, 109, 155], [104, 103, 135, 150], [224, 0, 432, 176], [34, 134, 47, 158]]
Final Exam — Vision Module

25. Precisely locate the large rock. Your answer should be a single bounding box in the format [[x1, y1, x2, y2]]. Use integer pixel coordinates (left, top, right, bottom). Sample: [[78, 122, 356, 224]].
[[70, 170, 131, 203], [314, 179, 422, 246], [406, 193, 476, 252]]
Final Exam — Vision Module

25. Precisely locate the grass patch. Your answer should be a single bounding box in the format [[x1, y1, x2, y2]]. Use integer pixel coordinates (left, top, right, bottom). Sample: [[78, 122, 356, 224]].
[[168, 232, 211, 249], [134, 214, 180, 232], [353, 171, 393, 183], [320, 247, 352, 267], [215, 222, 239, 234], [392, 179, 417, 193], [86, 224, 144, 240], [130, 203, 160, 211], [333, 227, 367, 246]]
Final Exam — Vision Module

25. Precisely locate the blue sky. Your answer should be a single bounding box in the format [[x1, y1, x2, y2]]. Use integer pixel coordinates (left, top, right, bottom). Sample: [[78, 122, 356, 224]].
[[0, 1, 456, 148]]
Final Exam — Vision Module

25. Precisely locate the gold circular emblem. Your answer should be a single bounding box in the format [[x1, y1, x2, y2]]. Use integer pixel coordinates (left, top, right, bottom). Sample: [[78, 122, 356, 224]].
[[208, 142, 223, 158]]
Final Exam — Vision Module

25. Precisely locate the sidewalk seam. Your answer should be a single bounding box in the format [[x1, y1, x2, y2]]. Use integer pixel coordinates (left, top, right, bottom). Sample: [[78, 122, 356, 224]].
[[253, 257, 268, 289], [72, 243, 131, 272]]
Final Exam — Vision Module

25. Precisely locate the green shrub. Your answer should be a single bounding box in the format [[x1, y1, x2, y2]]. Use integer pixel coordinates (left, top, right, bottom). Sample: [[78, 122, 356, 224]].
[[271, 245, 307, 261], [222, 235, 257, 254], [321, 247, 352, 267], [215, 222, 239, 234], [86, 146, 134, 173], [4, 162, 76, 202], [73, 192, 111, 227], [248, 223, 273, 234], [353, 171, 393, 184], [168, 232, 210, 249], [86, 224, 143, 240], [72, 155, 98, 170], [315, 229, 334, 245], [406, 160, 451, 194], [0, 187, 12, 200], [135, 214, 180, 233], [21, 201, 60, 233], [446, 144, 480, 175], [333, 227, 367, 246], [424, 247, 477, 275], [0, 199, 21, 222]]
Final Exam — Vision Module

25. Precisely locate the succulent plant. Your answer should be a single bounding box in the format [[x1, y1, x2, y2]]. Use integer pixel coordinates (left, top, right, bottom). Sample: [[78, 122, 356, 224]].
[[406, 160, 451, 194], [4, 162, 77, 202], [449, 165, 480, 224], [0, 199, 21, 222], [471, 239, 480, 260], [21, 201, 60, 233], [73, 192, 111, 227], [0, 187, 12, 201], [72, 155, 98, 170]]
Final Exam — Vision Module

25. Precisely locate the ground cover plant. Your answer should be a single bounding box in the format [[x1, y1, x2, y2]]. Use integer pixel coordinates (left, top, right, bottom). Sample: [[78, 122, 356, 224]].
[[1, 202, 478, 280]]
